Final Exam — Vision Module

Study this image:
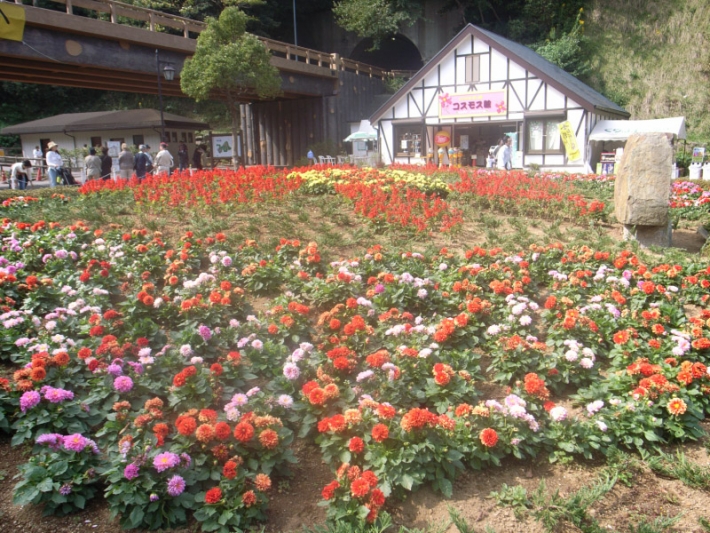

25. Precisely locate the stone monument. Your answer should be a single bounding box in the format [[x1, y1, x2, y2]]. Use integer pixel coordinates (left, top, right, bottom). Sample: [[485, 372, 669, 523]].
[[614, 132, 672, 247]]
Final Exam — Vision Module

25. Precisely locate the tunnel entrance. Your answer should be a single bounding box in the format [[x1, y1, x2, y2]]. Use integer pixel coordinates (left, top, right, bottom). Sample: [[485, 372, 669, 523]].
[[349, 34, 423, 72]]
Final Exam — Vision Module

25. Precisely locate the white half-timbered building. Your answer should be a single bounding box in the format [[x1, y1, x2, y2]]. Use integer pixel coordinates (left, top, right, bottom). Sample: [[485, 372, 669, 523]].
[[369, 24, 630, 170]]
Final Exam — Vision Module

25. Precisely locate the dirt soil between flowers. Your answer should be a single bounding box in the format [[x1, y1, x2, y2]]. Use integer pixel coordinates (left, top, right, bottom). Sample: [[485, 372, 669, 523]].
[[3, 423, 710, 533], [0, 224, 709, 533]]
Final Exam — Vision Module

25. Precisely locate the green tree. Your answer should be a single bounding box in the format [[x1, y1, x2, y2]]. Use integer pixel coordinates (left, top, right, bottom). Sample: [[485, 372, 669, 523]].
[[333, 0, 421, 49], [180, 5, 282, 166], [531, 11, 590, 80]]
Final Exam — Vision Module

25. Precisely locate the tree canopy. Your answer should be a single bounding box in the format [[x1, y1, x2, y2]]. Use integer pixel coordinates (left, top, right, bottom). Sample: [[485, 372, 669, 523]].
[[180, 6, 282, 164]]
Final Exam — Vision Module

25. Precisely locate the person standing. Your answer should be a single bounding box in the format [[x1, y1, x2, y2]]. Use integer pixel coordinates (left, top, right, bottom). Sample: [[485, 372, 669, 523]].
[[177, 143, 189, 172], [154, 143, 173, 175], [99, 146, 112, 180], [496, 136, 512, 170], [133, 145, 151, 180], [192, 145, 204, 170], [489, 138, 505, 168], [307, 149, 315, 165], [10, 160, 32, 190], [45, 142, 63, 188], [118, 143, 135, 180], [32, 145, 43, 181], [84, 148, 102, 182]]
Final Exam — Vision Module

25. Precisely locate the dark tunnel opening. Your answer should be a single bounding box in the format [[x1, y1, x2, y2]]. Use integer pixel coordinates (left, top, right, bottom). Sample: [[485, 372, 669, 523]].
[[349, 35, 423, 72]]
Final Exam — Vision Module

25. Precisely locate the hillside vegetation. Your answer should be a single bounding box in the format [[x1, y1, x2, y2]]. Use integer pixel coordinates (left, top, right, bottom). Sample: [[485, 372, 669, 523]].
[[586, 0, 710, 141]]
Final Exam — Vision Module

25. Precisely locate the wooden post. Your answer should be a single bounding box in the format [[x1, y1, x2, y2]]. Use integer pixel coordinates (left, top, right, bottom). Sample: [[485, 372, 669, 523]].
[[110, 1, 116, 23], [183, 21, 188, 38], [278, 102, 286, 166], [65, 0, 73, 15], [149, 13, 155, 31]]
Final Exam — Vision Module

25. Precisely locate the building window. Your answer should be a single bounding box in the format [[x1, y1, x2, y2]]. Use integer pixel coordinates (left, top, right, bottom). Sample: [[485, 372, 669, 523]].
[[526, 119, 563, 153], [465, 54, 481, 84], [393, 124, 424, 157], [171, 131, 178, 143], [133, 135, 144, 147], [180, 131, 187, 142], [90, 136, 102, 148], [188, 133, 194, 143]]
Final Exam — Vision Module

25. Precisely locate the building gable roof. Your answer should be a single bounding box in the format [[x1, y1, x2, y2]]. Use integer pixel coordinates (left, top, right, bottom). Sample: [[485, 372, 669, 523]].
[[370, 24, 629, 123], [1, 109, 210, 135]]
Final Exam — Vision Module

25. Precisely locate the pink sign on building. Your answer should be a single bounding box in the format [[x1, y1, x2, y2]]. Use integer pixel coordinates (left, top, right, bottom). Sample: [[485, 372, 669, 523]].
[[438, 90, 507, 119]]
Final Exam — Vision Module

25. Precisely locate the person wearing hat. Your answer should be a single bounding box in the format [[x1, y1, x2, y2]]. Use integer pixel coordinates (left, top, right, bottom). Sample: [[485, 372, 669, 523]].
[[154, 142, 173, 176], [10, 159, 32, 190], [118, 143, 135, 180], [84, 148, 102, 182], [45, 142, 63, 188], [133, 145, 152, 180]]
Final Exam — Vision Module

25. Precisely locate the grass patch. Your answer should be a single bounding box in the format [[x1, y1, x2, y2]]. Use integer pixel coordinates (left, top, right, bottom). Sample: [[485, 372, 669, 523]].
[[646, 451, 710, 491]]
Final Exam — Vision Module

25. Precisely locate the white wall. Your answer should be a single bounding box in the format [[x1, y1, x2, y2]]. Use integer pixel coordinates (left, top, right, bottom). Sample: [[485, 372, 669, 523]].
[[21, 129, 200, 171]]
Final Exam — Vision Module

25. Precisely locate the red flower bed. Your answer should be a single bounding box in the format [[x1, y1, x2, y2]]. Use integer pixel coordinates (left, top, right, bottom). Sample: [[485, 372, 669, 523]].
[[450, 168, 605, 219], [79, 168, 302, 207]]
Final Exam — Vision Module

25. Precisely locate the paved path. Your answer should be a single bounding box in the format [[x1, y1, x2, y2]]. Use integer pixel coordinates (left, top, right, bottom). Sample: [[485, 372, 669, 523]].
[[2, 179, 54, 191]]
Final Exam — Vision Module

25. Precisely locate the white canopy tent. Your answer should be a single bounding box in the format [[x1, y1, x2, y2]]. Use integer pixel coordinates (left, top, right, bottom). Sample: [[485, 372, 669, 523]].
[[586, 116, 686, 173], [344, 120, 378, 142], [588, 116, 686, 142]]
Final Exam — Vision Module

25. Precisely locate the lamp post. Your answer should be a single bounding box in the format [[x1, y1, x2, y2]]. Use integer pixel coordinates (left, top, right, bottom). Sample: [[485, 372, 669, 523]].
[[293, 0, 297, 46], [155, 49, 176, 143]]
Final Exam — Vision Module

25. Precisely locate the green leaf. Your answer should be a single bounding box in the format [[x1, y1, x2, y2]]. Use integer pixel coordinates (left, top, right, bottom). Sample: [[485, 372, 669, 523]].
[[643, 430, 659, 442], [218, 510, 234, 525], [558, 442, 576, 453], [129, 506, 145, 528], [339, 450, 352, 463], [400, 474, 414, 490], [37, 477, 54, 492], [438, 477, 453, 498], [74, 494, 86, 509]]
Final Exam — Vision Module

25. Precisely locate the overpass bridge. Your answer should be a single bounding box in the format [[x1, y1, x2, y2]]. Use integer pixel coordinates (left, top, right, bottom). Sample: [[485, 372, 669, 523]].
[[0, 0, 389, 98], [0, 0, 391, 165]]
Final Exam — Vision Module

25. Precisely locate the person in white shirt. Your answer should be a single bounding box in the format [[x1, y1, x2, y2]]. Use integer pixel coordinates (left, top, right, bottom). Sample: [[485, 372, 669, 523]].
[[496, 136, 513, 171], [32, 146, 43, 181], [154, 143, 173, 175], [45, 142, 63, 188], [10, 160, 32, 190]]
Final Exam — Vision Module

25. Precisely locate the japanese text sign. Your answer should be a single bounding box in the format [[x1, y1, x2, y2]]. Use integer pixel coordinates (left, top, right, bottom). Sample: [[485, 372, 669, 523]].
[[438, 90, 507, 119], [558, 121, 582, 162]]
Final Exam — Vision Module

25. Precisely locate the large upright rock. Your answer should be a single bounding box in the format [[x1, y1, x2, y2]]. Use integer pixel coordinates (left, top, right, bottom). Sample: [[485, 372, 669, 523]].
[[614, 133, 672, 247], [614, 133, 672, 226]]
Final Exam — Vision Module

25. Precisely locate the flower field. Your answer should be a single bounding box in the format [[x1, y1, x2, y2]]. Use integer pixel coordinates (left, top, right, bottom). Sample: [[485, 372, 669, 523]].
[[1, 167, 710, 532]]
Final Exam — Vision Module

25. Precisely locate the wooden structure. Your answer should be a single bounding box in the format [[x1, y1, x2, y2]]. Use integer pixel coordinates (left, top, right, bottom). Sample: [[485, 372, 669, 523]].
[[370, 24, 630, 170], [0, 1, 390, 166], [240, 70, 386, 166], [0, 0, 389, 97]]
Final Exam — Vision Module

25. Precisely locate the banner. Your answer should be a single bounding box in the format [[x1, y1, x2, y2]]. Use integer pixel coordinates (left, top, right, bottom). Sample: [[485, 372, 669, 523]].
[[0, 3, 26, 42], [439, 90, 507, 119], [557, 121, 582, 162]]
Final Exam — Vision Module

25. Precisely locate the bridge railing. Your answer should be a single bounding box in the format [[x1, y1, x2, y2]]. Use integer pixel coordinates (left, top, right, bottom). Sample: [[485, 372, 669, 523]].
[[17, 0, 392, 79]]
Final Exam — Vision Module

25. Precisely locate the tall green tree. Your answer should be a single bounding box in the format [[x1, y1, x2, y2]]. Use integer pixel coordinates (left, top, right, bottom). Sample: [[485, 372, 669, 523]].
[[180, 5, 282, 166]]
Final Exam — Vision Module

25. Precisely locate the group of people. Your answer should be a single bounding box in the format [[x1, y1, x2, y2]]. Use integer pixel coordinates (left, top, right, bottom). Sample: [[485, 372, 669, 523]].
[[92, 142, 206, 181], [16, 141, 208, 189]]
